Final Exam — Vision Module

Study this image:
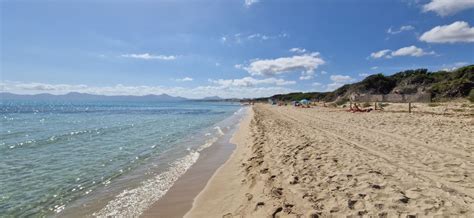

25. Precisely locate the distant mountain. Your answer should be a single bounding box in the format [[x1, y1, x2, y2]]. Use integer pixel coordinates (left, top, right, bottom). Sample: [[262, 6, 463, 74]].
[[0, 92, 188, 101], [201, 96, 223, 100], [256, 65, 474, 102]]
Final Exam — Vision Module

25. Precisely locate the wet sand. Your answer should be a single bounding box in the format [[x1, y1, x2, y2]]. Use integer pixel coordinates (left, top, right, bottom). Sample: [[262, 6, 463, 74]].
[[141, 111, 243, 217], [186, 104, 474, 217]]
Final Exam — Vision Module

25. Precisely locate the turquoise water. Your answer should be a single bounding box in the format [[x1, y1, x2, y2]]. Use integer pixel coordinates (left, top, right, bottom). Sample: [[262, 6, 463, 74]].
[[0, 100, 241, 216]]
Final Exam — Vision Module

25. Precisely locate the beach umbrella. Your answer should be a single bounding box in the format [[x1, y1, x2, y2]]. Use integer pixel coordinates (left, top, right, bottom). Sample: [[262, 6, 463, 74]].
[[300, 99, 310, 105]]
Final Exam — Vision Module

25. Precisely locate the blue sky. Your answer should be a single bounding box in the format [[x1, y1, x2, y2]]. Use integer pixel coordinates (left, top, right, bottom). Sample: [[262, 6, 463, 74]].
[[1, 0, 473, 98]]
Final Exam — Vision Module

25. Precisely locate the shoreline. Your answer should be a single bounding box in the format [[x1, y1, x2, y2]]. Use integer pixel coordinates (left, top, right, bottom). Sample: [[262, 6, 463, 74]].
[[141, 106, 250, 217], [184, 106, 254, 217]]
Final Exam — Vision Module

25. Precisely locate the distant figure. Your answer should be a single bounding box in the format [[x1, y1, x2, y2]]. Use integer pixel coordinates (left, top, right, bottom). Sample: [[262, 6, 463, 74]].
[[348, 103, 372, 113]]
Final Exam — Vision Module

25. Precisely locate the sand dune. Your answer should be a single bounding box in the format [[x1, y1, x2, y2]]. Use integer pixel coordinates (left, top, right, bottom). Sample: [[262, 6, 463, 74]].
[[186, 104, 474, 217]]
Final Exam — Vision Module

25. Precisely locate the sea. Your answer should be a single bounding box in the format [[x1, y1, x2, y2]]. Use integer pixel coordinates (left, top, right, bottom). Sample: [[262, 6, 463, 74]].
[[0, 99, 244, 217]]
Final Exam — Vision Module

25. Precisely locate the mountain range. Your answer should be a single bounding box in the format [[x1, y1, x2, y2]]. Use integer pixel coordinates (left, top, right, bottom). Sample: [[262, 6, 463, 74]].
[[0, 92, 190, 101]]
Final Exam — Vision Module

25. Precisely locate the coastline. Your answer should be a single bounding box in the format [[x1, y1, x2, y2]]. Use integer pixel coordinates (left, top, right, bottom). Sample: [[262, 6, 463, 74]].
[[141, 106, 250, 217], [184, 105, 254, 217]]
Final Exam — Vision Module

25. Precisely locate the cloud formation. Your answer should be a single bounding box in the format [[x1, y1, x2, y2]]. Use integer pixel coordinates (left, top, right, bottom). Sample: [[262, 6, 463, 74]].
[[370, 49, 391, 59], [221, 33, 287, 44], [391, 46, 435, 57], [370, 46, 435, 59], [440, 62, 469, 71], [299, 71, 315, 80], [326, 75, 354, 91], [209, 77, 295, 87], [1, 81, 298, 99], [420, 21, 474, 43], [244, 0, 260, 7], [175, 77, 193, 82], [311, 82, 326, 91], [244, 52, 325, 76], [387, 25, 414, 34], [422, 0, 474, 16], [330, 75, 353, 83], [247, 33, 269, 40], [120, 53, 177, 60], [289, 47, 307, 53]]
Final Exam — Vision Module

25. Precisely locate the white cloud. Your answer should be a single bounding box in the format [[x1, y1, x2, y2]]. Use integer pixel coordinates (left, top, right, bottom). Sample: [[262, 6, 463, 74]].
[[326, 83, 346, 91], [244, 52, 325, 76], [247, 34, 269, 40], [221, 33, 286, 44], [209, 77, 295, 87], [311, 82, 326, 91], [359, 73, 370, 77], [299, 71, 315, 80], [11, 82, 89, 91], [330, 75, 353, 83], [441, 62, 469, 71], [370, 46, 435, 59], [289, 48, 307, 53], [234, 64, 244, 69], [370, 49, 391, 59], [326, 75, 354, 91], [391, 45, 435, 57], [387, 25, 415, 34], [419, 21, 474, 43], [175, 77, 193, 82], [120, 53, 176, 60], [1, 81, 298, 99], [422, 0, 474, 16], [244, 0, 260, 7], [320, 71, 328, 75], [215, 62, 220, 67], [371, 66, 379, 70]]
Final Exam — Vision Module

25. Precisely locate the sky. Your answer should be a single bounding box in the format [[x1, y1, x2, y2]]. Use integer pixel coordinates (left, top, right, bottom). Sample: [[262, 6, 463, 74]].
[[1, 0, 473, 99]]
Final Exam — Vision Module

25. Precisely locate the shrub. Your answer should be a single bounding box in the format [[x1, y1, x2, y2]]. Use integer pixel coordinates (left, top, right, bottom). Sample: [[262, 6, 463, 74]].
[[362, 102, 371, 107], [335, 98, 349, 106]]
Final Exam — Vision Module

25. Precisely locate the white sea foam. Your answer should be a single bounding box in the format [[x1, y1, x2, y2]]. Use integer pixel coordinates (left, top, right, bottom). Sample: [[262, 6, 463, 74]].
[[213, 126, 224, 136], [92, 132, 222, 217], [197, 137, 219, 152], [93, 151, 200, 217]]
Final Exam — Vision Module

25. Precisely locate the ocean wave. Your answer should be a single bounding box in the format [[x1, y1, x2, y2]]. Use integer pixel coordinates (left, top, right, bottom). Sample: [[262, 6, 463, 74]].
[[3, 124, 135, 150], [213, 126, 224, 136], [92, 133, 222, 217], [92, 151, 200, 217]]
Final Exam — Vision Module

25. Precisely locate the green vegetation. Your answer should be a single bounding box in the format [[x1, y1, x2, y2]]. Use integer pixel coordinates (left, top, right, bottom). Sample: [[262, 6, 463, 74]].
[[256, 65, 473, 103], [335, 98, 349, 106], [362, 102, 372, 107], [428, 103, 441, 107]]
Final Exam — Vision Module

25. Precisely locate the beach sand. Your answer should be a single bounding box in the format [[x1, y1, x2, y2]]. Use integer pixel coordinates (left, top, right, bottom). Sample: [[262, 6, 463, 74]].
[[186, 103, 474, 217], [141, 110, 244, 218]]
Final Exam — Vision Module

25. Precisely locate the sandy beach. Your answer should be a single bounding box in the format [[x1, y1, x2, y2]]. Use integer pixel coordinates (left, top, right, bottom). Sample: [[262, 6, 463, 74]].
[[186, 103, 474, 217]]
